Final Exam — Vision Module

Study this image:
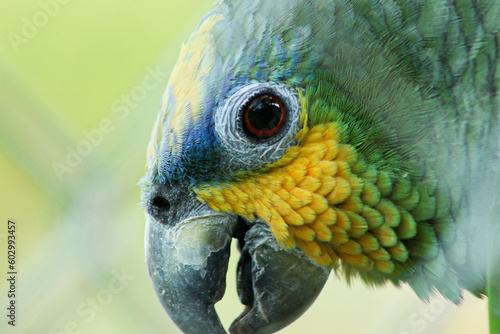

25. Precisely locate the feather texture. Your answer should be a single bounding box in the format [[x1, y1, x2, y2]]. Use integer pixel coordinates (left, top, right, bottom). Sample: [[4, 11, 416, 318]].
[[143, 0, 499, 307]]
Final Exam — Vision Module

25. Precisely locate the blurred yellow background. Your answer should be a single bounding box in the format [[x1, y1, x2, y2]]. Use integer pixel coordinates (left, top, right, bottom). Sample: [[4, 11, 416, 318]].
[[0, 1, 489, 333]]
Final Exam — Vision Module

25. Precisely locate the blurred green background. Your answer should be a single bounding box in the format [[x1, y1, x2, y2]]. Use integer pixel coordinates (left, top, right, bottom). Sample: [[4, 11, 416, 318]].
[[0, 1, 489, 333]]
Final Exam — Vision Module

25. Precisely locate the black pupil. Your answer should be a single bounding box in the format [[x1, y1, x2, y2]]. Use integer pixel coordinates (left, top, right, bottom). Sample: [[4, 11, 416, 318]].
[[245, 96, 282, 135]]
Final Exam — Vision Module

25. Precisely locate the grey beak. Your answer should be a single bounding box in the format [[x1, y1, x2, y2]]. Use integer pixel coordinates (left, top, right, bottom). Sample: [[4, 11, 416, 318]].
[[230, 222, 330, 334], [144, 182, 329, 334]]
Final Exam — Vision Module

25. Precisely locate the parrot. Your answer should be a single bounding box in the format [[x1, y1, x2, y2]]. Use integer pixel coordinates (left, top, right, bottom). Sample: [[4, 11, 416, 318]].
[[140, 0, 500, 333]]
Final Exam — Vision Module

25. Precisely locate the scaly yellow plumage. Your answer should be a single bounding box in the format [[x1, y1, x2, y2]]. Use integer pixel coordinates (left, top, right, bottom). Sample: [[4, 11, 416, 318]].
[[194, 122, 442, 271]]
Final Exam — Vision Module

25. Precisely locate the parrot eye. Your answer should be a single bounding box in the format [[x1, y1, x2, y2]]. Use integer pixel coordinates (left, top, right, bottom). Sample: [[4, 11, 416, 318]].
[[242, 94, 286, 139], [214, 82, 301, 172]]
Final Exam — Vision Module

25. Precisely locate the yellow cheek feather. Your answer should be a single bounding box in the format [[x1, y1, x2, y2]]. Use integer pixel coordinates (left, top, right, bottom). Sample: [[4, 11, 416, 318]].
[[194, 123, 426, 275]]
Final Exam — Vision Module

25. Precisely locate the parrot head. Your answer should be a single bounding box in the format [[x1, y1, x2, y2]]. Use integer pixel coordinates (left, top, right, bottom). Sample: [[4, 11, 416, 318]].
[[141, 0, 494, 333]]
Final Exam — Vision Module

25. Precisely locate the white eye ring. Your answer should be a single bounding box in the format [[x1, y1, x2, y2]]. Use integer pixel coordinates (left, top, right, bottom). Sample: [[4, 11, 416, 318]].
[[214, 82, 301, 172]]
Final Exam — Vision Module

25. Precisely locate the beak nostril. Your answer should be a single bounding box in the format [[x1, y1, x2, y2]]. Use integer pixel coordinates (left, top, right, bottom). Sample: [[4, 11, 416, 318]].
[[152, 196, 170, 212]]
